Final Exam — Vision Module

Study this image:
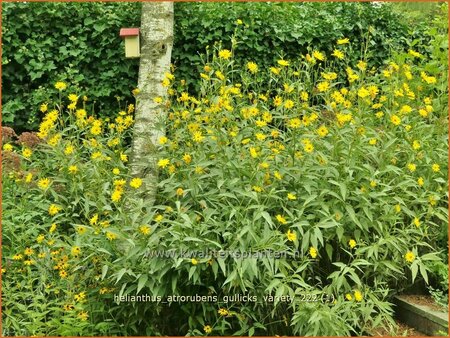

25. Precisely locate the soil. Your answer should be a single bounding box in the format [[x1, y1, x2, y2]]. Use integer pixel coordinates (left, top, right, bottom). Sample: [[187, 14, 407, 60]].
[[399, 294, 448, 313], [370, 319, 426, 336]]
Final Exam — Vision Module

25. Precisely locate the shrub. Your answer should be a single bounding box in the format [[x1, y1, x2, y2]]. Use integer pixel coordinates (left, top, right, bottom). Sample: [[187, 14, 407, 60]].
[[173, 2, 420, 94], [1, 2, 140, 131], [2, 2, 432, 132], [2, 19, 447, 335]]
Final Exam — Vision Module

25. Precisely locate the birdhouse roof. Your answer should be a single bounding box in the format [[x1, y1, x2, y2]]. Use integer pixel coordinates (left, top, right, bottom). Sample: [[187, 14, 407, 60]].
[[120, 28, 139, 37]]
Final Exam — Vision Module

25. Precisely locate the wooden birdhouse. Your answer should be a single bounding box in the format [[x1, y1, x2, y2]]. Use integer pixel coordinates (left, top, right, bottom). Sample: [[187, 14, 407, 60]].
[[119, 28, 140, 58]]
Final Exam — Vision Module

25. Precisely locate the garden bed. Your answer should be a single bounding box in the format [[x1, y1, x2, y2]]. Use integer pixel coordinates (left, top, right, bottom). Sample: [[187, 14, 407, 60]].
[[368, 319, 426, 336], [393, 295, 448, 336]]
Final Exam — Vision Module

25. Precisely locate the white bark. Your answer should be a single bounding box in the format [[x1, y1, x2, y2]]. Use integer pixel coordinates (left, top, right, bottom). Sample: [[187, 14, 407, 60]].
[[131, 2, 173, 204]]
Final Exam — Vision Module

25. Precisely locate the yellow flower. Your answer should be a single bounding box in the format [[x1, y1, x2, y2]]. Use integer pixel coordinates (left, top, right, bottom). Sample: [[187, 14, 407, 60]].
[[112, 168, 120, 175], [316, 125, 329, 137], [22, 148, 32, 159], [191, 258, 198, 265], [24, 247, 34, 256], [139, 225, 151, 235], [369, 138, 377, 145], [90, 214, 99, 225], [54, 81, 67, 91], [77, 311, 89, 321], [303, 141, 314, 153], [390, 114, 401, 126], [40, 103, 48, 113], [64, 145, 74, 155], [218, 49, 232, 59], [432, 163, 440, 172], [408, 49, 422, 58], [273, 96, 283, 107], [317, 81, 330, 92], [418, 109, 429, 118], [203, 325, 212, 334], [277, 59, 289, 67], [90, 125, 102, 136], [218, 308, 229, 316], [313, 50, 325, 61], [192, 130, 204, 143], [71, 246, 81, 257], [348, 239, 356, 249], [407, 163, 416, 172], [25, 173, 33, 183], [357, 87, 370, 98], [176, 187, 184, 196], [154, 214, 164, 222], [345, 293, 353, 301], [158, 136, 168, 145], [286, 229, 296, 242], [153, 96, 163, 104], [252, 185, 263, 193], [354, 290, 363, 302], [255, 133, 266, 141], [370, 180, 377, 188], [119, 152, 128, 163], [413, 217, 421, 227], [270, 67, 280, 75], [68, 165, 78, 174], [130, 178, 143, 189], [249, 147, 259, 158], [309, 247, 318, 258], [158, 158, 170, 168], [287, 193, 297, 200], [13, 254, 23, 260], [274, 171, 283, 180], [91, 151, 102, 160], [404, 251, 415, 263], [337, 38, 350, 45], [247, 62, 258, 73], [48, 204, 61, 216], [132, 88, 140, 96], [106, 232, 117, 241], [331, 49, 344, 59], [49, 223, 57, 233], [357, 60, 367, 71], [417, 177, 424, 187], [182, 153, 192, 164], [412, 140, 420, 150], [68, 94, 78, 103], [111, 189, 123, 203], [276, 214, 287, 224], [322, 72, 338, 81], [3, 143, 13, 152], [236, 19, 243, 25], [284, 99, 294, 109], [288, 118, 301, 129]]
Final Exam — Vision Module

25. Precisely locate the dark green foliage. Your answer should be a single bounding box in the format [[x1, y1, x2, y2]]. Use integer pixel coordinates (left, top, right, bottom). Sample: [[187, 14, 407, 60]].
[[172, 2, 414, 93], [1, 2, 428, 131], [2, 2, 141, 132]]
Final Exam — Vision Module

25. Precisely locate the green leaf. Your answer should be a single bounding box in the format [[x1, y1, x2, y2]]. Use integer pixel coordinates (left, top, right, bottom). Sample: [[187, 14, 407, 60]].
[[101, 264, 108, 280], [411, 261, 418, 283], [115, 268, 127, 284], [137, 274, 148, 294]]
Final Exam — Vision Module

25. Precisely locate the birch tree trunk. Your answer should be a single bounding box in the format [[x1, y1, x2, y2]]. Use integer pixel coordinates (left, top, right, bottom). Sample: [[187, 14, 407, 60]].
[[131, 2, 173, 204]]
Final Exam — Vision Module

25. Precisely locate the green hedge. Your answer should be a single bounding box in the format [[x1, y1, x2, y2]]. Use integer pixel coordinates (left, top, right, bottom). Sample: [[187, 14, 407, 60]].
[[2, 2, 427, 132], [1, 2, 141, 131], [173, 2, 415, 92]]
